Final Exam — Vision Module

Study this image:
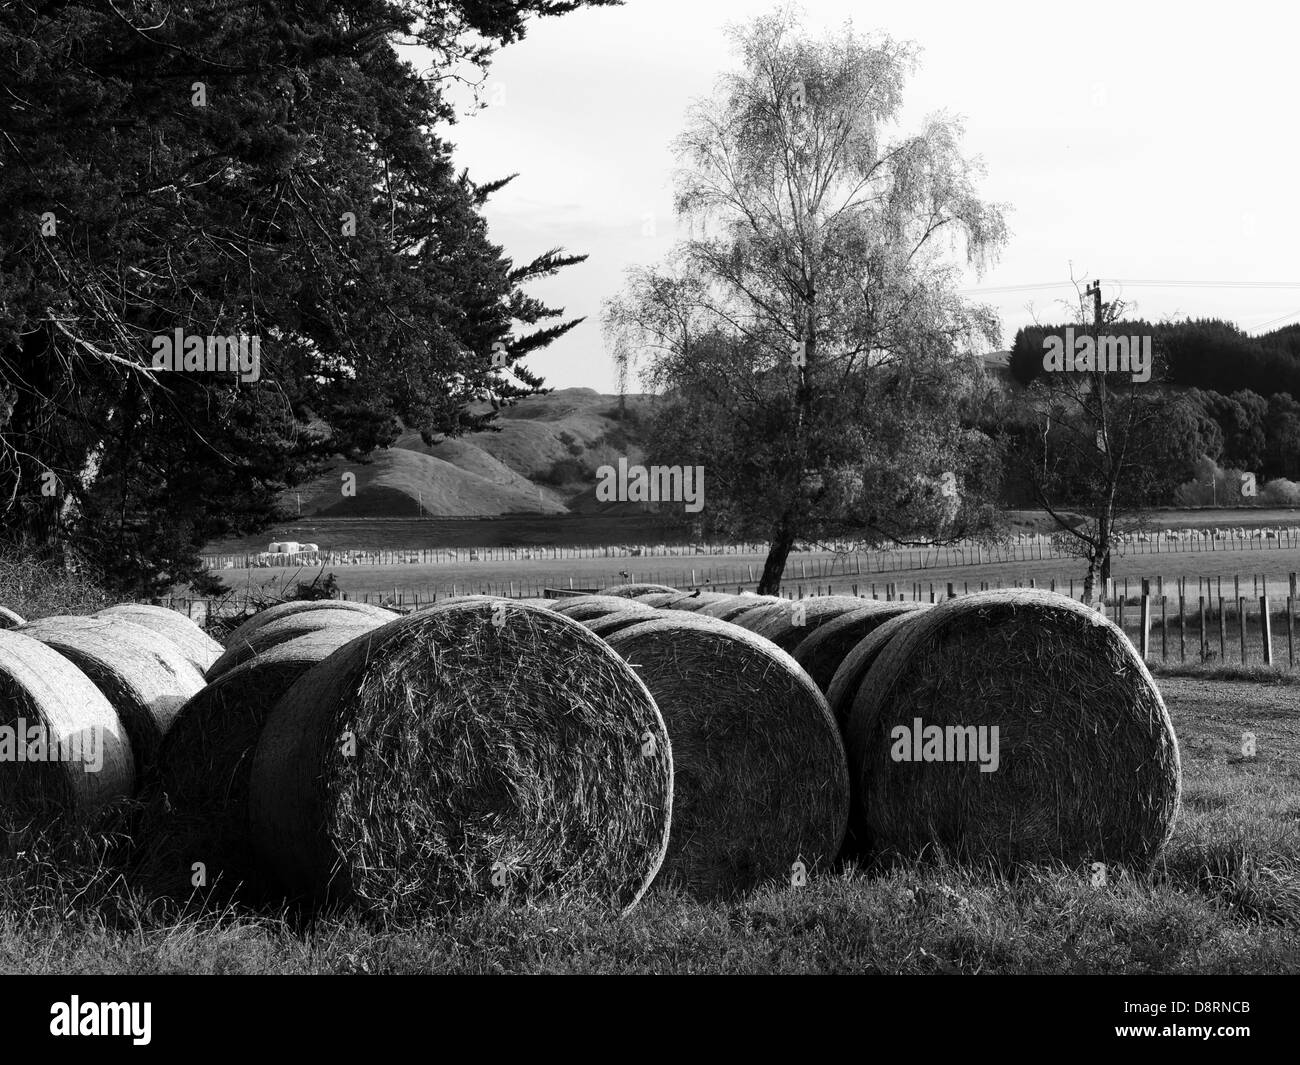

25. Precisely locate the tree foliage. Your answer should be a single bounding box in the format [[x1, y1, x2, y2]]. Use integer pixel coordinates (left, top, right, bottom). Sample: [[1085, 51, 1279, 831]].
[[0, 0, 612, 594]]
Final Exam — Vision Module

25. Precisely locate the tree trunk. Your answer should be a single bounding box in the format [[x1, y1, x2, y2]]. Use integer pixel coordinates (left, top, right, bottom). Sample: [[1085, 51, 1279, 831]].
[[1082, 551, 1102, 606], [758, 519, 797, 595]]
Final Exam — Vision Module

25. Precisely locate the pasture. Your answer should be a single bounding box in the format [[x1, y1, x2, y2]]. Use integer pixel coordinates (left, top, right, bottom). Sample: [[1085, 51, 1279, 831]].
[[212, 541, 1300, 605]]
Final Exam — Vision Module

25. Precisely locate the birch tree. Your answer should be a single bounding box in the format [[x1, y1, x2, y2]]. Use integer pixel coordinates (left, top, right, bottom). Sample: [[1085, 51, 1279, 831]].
[[606, 9, 1007, 592]]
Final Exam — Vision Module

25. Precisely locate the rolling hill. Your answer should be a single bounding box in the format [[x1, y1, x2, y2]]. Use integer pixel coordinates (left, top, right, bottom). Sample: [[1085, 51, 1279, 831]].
[[282, 388, 654, 519]]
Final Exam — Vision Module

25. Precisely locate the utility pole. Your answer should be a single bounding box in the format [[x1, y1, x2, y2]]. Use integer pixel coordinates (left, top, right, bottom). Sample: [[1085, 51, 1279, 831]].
[[1085, 278, 1102, 331]]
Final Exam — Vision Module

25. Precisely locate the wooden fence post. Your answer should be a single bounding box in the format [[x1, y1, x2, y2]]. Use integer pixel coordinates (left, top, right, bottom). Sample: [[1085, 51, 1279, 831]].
[[1262, 596, 1273, 666], [1289, 596, 1296, 669], [1140, 594, 1151, 661], [1179, 595, 1186, 662], [1239, 597, 1248, 665], [1199, 596, 1207, 662], [1219, 596, 1226, 661], [1161, 595, 1167, 659]]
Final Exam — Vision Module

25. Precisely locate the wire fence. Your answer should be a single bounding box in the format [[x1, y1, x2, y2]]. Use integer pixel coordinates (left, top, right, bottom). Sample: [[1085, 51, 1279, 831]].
[[199, 526, 1300, 572], [162, 569, 1300, 670]]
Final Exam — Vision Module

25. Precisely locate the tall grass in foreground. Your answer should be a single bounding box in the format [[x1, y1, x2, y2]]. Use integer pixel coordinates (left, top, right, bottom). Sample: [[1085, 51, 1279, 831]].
[[0, 551, 109, 620], [3, 699, 1298, 975]]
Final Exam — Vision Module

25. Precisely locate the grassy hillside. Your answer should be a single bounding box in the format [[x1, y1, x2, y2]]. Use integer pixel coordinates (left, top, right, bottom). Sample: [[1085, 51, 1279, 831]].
[[283, 389, 653, 520]]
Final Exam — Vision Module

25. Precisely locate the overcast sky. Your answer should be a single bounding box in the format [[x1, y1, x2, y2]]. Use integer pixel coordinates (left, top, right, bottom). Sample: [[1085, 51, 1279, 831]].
[[427, 0, 1300, 394]]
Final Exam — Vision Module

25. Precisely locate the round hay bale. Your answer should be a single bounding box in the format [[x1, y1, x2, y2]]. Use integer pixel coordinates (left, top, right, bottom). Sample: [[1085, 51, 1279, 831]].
[[0, 630, 134, 830], [146, 627, 376, 899], [792, 602, 929, 695], [249, 602, 673, 916], [604, 613, 847, 897], [826, 609, 932, 729], [18, 616, 205, 779], [95, 605, 223, 674], [600, 583, 679, 598], [550, 596, 655, 622], [223, 600, 398, 649], [664, 592, 733, 613], [845, 590, 1181, 870], [695, 595, 782, 621], [582, 609, 669, 638], [0, 606, 24, 630], [208, 611, 387, 682]]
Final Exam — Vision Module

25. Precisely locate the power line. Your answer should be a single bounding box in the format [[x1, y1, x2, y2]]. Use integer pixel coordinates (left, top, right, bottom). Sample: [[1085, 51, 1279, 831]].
[[960, 278, 1300, 296], [1247, 308, 1300, 335], [1107, 279, 1300, 289]]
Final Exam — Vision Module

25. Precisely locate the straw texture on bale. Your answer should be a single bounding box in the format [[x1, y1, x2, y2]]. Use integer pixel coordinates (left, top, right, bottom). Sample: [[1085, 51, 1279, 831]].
[[600, 583, 679, 598], [250, 602, 673, 917], [0, 606, 23, 629], [147, 627, 376, 898], [733, 596, 870, 652], [223, 600, 398, 649], [549, 595, 654, 622], [631, 592, 691, 608], [208, 610, 389, 681], [663, 591, 733, 612], [582, 609, 668, 638], [0, 630, 134, 828], [18, 616, 205, 779], [728, 601, 791, 633], [605, 614, 848, 897], [845, 590, 1182, 870], [95, 604, 224, 673], [825, 609, 932, 729], [793, 602, 929, 695], [695, 595, 782, 621]]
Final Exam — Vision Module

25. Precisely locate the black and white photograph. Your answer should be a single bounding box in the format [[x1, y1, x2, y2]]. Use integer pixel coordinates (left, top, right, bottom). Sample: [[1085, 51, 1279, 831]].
[[0, 0, 1293, 1037]]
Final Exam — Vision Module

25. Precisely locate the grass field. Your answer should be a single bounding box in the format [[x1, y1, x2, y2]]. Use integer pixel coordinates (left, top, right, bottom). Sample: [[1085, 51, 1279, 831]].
[[207, 507, 1300, 555], [2, 675, 1297, 974], [210, 542, 1300, 605]]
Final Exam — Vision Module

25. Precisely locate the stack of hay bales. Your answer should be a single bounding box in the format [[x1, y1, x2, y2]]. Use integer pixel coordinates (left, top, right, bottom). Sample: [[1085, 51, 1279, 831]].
[[582, 610, 669, 638], [18, 616, 205, 780], [222, 600, 398, 647], [793, 601, 929, 695], [249, 602, 673, 917], [550, 596, 655, 623], [633, 592, 690, 607], [602, 613, 848, 897], [730, 595, 869, 652], [0, 630, 135, 836], [209, 603, 396, 681], [601, 583, 679, 598], [826, 608, 932, 728], [143, 627, 381, 899], [95, 604, 223, 674], [844, 590, 1181, 871], [695, 595, 782, 621], [663, 591, 733, 613]]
